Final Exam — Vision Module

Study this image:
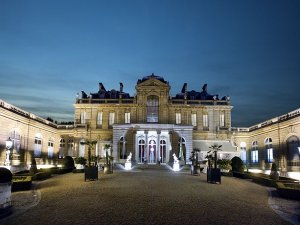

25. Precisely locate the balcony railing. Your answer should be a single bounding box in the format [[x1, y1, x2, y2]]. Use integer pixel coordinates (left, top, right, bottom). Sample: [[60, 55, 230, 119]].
[[76, 98, 135, 104]]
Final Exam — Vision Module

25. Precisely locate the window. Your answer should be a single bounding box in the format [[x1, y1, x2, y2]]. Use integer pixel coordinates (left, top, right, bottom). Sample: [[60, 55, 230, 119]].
[[191, 113, 197, 127], [138, 138, 145, 163], [48, 138, 54, 158], [59, 138, 65, 158], [178, 137, 186, 161], [125, 112, 130, 124], [265, 138, 273, 163], [34, 133, 42, 157], [119, 137, 126, 159], [147, 95, 159, 123], [176, 113, 181, 124], [11, 130, 21, 154], [68, 140, 74, 156], [251, 141, 258, 163], [286, 136, 300, 163], [79, 139, 85, 157], [203, 114, 208, 128], [97, 112, 103, 125], [240, 142, 247, 163], [80, 112, 86, 124], [109, 112, 115, 126], [160, 139, 167, 163], [220, 112, 225, 127]]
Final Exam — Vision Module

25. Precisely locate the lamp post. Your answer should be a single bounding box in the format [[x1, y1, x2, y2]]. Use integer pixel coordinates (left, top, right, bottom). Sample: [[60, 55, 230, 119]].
[[5, 137, 13, 166]]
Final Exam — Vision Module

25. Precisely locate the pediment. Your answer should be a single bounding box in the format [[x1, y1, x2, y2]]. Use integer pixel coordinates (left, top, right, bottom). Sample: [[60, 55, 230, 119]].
[[136, 78, 169, 88]]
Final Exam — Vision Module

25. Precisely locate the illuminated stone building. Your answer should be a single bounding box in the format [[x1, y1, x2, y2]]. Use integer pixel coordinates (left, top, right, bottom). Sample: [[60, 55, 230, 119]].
[[232, 109, 300, 180], [0, 74, 299, 180], [72, 74, 234, 164]]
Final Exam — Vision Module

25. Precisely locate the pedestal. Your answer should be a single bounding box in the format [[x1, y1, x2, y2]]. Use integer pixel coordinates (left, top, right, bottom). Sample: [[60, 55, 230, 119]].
[[173, 163, 180, 171], [125, 162, 131, 170]]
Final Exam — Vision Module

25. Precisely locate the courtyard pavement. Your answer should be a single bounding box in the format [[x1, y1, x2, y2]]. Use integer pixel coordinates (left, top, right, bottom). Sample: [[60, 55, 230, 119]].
[[1, 165, 300, 225]]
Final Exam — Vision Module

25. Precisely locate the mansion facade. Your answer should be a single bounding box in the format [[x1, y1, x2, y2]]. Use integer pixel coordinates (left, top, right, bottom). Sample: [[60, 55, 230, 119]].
[[0, 74, 299, 180]]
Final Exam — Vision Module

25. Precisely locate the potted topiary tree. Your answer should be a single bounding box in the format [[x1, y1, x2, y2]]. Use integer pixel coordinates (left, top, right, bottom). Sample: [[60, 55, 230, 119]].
[[80, 140, 98, 181], [190, 149, 200, 175], [207, 144, 222, 183]]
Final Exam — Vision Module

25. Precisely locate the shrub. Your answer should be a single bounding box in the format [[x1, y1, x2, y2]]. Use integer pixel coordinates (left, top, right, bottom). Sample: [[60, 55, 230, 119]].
[[62, 156, 75, 169], [12, 176, 32, 192], [30, 158, 38, 174], [0, 167, 12, 183], [33, 172, 51, 181], [231, 156, 245, 173], [217, 159, 231, 171], [74, 157, 87, 165]]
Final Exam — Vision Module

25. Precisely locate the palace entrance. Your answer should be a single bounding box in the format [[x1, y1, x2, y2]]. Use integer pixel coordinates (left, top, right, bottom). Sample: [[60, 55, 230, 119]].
[[112, 124, 193, 165]]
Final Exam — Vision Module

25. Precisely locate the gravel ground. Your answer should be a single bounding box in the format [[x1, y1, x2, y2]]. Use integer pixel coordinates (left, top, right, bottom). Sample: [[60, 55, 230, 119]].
[[1, 165, 295, 225]]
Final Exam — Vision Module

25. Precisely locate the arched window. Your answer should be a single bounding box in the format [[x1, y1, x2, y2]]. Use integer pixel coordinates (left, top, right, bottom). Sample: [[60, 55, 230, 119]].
[[147, 95, 159, 123], [178, 137, 186, 161], [251, 141, 258, 163], [59, 138, 65, 158], [34, 133, 42, 157], [149, 139, 156, 163], [48, 138, 54, 158], [10, 130, 21, 154], [119, 137, 127, 159], [138, 138, 145, 163], [160, 139, 167, 163], [79, 139, 85, 157], [265, 138, 273, 163], [240, 142, 247, 163], [68, 140, 74, 156], [286, 136, 299, 163]]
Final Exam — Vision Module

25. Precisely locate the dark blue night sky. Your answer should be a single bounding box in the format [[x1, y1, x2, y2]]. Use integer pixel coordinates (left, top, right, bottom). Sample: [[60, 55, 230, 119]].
[[0, 0, 299, 127]]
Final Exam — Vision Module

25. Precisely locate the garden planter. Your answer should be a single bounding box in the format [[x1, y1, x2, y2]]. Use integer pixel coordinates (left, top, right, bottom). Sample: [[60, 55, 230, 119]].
[[207, 168, 221, 184], [84, 166, 98, 181]]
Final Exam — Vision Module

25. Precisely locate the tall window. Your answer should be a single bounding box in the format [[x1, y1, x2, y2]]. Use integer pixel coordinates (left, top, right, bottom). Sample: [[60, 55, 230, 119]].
[[251, 141, 258, 163], [265, 138, 273, 163], [178, 137, 186, 161], [34, 133, 42, 157], [80, 112, 86, 124], [79, 139, 85, 157], [97, 112, 103, 126], [240, 142, 247, 163], [286, 136, 300, 164], [59, 138, 65, 158], [191, 113, 197, 127], [11, 130, 21, 154], [147, 95, 159, 123], [48, 138, 54, 158], [119, 137, 127, 159], [160, 139, 167, 163], [176, 113, 181, 124], [68, 140, 74, 156], [109, 112, 115, 126], [203, 114, 208, 128], [138, 138, 145, 163], [125, 112, 130, 124], [220, 112, 225, 127]]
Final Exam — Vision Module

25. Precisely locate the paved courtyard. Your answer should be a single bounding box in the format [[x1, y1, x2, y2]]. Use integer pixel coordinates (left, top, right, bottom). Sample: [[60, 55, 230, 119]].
[[1, 165, 297, 225]]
